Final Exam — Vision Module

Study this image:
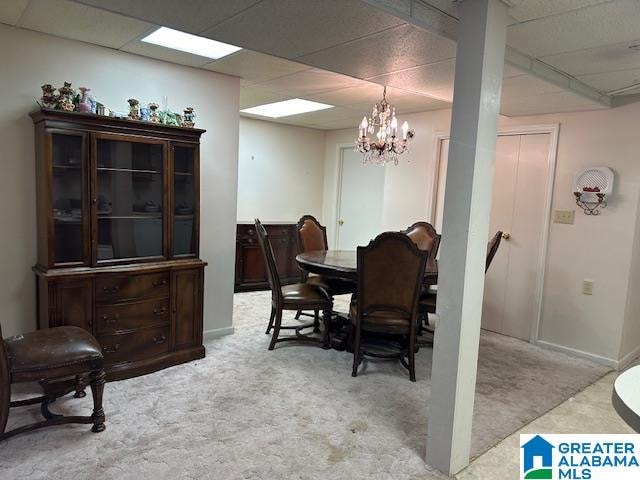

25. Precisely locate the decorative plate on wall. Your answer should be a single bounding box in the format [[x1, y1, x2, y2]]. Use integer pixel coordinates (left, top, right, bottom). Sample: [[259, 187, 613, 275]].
[[573, 166, 614, 196]]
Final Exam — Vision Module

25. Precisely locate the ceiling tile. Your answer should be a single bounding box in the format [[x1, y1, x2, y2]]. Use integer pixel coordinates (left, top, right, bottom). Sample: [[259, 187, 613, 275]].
[[202, 0, 404, 59], [500, 90, 606, 116], [507, 0, 640, 57], [577, 68, 640, 93], [203, 50, 310, 86], [20, 0, 153, 49], [239, 87, 293, 109], [256, 68, 364, 96], [367, 59, 456, 96], [0, 0, 29, 26], [73, 0, 261, 34], [509, 0, 612, 23], [120, 39, 216, 67], [298, 24, 456, 80], [540, 40, 640, 76], [501, 74, 566, 99], [306, 84, 410, 107], [389, 94, 451, 113]]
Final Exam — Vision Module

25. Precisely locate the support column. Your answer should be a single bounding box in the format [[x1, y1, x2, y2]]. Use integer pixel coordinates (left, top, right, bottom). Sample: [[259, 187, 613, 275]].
[[425, 0, 508, 475]]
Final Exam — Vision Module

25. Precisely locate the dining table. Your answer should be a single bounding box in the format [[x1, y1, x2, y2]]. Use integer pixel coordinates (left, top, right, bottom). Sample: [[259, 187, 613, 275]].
[[296, 249, 438, 286]]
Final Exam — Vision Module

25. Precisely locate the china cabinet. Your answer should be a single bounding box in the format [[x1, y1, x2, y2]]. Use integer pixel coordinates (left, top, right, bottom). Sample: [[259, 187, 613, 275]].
[[31, 109, 205, 381]]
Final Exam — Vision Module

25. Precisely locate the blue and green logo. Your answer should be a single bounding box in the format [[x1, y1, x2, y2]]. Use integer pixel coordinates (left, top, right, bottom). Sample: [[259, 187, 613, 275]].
[[521, 435, 554, 479]]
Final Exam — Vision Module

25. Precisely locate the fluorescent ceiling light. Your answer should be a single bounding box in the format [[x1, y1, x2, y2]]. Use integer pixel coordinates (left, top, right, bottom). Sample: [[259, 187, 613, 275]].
[[241, 99, 334, 118], [141, 27, 241, 60]]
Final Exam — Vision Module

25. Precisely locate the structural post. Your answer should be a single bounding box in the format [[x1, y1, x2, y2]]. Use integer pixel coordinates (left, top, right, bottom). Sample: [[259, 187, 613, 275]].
[[425, 0, 509, 475]]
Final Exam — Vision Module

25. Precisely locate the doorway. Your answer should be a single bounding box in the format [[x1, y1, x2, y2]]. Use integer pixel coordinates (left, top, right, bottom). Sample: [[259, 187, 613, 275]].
[[434, 127, 557, 341], [335, 147, 385, 250]]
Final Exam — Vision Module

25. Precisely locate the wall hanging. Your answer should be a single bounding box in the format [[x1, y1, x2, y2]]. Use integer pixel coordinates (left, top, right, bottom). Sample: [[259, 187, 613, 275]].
[[573, 166, 614, 215]]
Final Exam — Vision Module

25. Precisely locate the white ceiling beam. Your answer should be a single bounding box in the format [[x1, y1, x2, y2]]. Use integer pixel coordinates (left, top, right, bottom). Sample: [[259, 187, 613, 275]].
[[361, 0, 612, 107]]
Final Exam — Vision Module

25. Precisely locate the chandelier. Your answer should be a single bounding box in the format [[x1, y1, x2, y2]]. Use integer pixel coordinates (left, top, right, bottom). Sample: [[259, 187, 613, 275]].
[[355, 86, 414, 165]]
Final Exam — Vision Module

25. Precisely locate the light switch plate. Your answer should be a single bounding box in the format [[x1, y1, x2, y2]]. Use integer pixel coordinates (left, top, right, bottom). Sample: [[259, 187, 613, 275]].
[[582, 279, 594, 295], [553, 209, 575, 224]]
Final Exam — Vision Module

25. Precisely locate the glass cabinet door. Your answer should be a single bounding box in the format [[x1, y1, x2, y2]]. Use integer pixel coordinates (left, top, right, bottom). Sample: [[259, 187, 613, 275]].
[[172, 144, 198, 257], [51, 132, 88, 265], [93, 136, 166, 263]]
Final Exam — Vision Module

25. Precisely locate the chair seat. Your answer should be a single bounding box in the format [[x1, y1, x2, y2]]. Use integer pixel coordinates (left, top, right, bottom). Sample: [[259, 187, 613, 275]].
[[282, 283, 331, 306], [350, 301, 411, 335], [5, 326, 103, 382], [306, 274, 356, 296]]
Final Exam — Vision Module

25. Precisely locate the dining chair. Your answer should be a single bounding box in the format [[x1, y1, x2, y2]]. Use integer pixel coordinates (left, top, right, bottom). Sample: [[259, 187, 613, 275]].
[[402, 221, 441, 261], [1, 322, 106, 441], [255, 219, 333, 350], [419, 230, 504, 317], [296, 215, 357, 299], [350, 232, 428, 382]]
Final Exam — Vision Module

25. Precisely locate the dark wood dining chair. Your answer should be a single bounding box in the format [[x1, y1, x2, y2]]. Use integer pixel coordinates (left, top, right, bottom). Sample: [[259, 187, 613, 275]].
[[402, 221, 441, 261], [350, 232, 428, 382], [0, 323, 106, 441], [255, 219, 333, 350], [419, 230, 504, 317], [296, 215, 357, 301]]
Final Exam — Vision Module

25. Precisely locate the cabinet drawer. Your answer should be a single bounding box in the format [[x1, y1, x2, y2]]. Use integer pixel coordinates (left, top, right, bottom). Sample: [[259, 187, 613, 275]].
[[96, 299, 169, 334], [96, 272, 169, 303], [98, 326, 169, 366]]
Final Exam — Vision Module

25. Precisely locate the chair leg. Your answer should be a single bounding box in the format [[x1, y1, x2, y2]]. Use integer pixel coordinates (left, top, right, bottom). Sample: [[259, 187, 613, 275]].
[[313, 310, 320, 333], [268, 309, 283, 351], [0, 383, 9, 436], [408, 335, 416, 382], [295, 310, 302, 320], [89, 369, 106, 433], [265, 306, 276, 335], [74, 374, 87, 398], [352, 325, 361, 377], [322, 307, 332, 349]]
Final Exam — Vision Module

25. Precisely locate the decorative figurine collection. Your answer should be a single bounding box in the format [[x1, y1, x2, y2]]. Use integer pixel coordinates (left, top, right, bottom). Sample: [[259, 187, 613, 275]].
[[38, 82, 197, 127]]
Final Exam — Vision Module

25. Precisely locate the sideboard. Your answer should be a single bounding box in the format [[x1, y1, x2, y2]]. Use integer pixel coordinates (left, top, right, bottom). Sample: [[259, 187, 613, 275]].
[[235, 222, 300, 292]]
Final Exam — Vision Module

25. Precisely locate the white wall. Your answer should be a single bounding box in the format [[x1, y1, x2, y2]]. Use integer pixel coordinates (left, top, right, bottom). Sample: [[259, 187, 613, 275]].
[[238, 118, 325, 222], [0, 24, 240, 338], [323, 103, 640, 366]]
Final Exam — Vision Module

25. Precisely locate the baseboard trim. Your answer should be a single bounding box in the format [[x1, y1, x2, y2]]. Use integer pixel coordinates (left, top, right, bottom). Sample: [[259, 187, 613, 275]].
[[536, 339, 617, 368], [203, 326, 235, 340], [617, 344, 640, 371]]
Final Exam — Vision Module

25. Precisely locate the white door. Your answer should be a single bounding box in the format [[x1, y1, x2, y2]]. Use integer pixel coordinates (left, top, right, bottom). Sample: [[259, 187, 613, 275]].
[[435, 133, 551, 340], [336, 147, 385, 250]]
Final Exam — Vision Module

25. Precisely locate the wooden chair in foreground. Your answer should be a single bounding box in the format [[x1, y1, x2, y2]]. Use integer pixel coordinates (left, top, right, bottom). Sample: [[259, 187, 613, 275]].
[[295, 215, 356, 320], [255, 219, 333, 350], [350, 232, 428, 382], [418, 230, 504, 318], [0, 323, 106, 441]]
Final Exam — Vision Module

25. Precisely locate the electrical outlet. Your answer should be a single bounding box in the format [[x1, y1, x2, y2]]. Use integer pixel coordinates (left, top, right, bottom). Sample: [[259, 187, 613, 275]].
[[582, 279, 594, 295], [553, 209, 575, 224]]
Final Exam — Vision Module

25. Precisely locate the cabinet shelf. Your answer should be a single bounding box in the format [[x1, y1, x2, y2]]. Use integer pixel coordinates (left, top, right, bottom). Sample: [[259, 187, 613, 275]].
[[97, 167, 160, 174], [53, 164, 81, 169], [98, 214, 162, 220]]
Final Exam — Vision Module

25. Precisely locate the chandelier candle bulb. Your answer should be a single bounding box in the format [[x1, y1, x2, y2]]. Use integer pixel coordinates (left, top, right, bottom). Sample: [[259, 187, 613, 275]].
[[402, 121, 409, 140]]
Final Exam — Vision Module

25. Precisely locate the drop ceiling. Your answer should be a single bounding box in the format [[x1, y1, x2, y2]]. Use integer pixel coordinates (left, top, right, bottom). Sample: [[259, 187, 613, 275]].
[[3, 0, 639, 130]]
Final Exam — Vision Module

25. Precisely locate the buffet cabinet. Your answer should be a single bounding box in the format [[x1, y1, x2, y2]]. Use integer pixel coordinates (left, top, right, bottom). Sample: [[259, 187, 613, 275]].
[[234, 222, 300, 292], [31, 109, 206, 381]]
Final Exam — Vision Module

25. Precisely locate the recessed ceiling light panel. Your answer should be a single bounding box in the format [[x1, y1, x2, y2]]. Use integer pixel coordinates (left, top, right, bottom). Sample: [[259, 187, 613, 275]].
[[241, 99, 334, 118], [141, 27, 241, 60]]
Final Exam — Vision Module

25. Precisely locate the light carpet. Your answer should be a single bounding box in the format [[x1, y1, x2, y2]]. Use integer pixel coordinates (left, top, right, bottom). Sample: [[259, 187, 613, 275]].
[[0, 292, 609, 480]]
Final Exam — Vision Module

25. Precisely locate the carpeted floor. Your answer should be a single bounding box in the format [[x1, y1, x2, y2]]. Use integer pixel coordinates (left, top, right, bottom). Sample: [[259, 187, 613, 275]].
[[0, 292, 609, 480]]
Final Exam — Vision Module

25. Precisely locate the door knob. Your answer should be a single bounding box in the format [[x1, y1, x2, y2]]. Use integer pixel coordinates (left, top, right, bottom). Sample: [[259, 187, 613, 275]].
[[501, 232, 511, 240], [338, 219, 344, 226]]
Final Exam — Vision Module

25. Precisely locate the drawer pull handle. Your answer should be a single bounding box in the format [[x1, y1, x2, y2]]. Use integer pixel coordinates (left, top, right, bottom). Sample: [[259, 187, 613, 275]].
[[153, 335, 166, 345], [103, 285, 120, 294], [153, 279, 168, 288], [153, 306, 167, 315], [103, 344, 119, 353], [103, 313, 120, 324]]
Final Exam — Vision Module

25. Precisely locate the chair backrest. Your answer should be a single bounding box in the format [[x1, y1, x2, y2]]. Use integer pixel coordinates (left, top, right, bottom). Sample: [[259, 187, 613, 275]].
[[296, 215, 328, 253], [0, 323, 10, 434], [357, 232, 428, 329], [486, 231, 503, 273], [403, 221, 440, 260], [255, 219, 283, 304]]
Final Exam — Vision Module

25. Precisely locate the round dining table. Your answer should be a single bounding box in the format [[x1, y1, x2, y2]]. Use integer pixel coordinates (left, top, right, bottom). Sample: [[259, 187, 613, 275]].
[[613, 366, 640, 433], [296, 249, 438, 285]]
